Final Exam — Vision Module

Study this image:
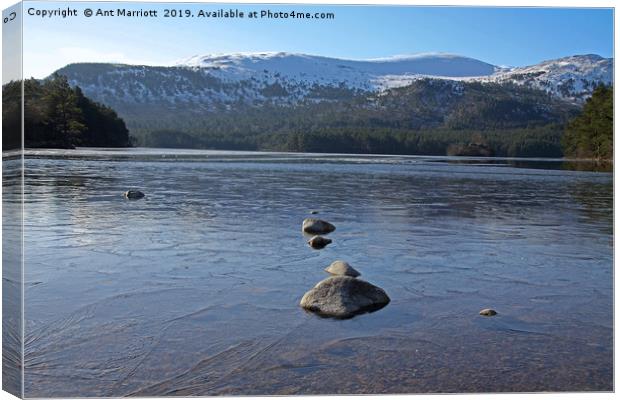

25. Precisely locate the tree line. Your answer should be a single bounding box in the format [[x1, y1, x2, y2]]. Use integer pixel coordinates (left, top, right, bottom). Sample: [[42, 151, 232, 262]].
[[2, 74, 611, 161], [120, 78, 580, 157], [129, 82, 611, 160], [2, 74, 131, 150]]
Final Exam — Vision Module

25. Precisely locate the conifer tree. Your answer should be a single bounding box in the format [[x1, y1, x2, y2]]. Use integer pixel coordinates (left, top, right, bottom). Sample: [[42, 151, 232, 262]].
[[563, 85, 613, 160], [42, 74, 86, 147]]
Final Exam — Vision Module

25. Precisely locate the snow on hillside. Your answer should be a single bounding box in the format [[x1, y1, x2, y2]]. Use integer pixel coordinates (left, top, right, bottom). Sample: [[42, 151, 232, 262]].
[[476, 54, 612, 102], [57, 53, 612, 111], [175, 52, 612, 101], [176, 52, 499, 90]]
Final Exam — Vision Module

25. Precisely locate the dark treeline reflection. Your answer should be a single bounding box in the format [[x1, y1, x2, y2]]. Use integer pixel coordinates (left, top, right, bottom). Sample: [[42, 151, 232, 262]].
[[569, 181, 613, 235]]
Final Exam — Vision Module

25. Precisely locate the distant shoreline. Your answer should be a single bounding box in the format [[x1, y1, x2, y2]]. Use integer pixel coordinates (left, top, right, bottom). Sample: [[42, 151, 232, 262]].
[[5, 147, 612, 164]]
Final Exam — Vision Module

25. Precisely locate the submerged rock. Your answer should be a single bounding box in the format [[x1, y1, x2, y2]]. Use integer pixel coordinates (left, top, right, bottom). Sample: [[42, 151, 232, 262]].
[[124, 190, 145, 200], [325, 260, 360, 277], [479, 308, 497, 317], [302, 218, 335, 234], [300, 276, 390, 319], [308, 235, 332, 249]]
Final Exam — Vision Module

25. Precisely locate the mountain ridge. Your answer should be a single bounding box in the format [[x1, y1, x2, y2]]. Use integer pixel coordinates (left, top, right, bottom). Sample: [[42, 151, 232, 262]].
[[50, 52, 611, 155], [57, 52, 612, 104]]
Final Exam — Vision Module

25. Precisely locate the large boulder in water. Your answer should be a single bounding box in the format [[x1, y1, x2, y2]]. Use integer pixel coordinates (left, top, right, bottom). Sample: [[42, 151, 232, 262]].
[[300, 276, 390, 319], [302, 218, 335, 234], [308, 235, 332, 249], [325, 260, 360, 277]]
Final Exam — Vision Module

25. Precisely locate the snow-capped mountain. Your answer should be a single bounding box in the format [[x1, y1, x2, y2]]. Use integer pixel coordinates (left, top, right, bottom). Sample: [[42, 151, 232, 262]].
[[44, 52, 612, 153], [477, 54, 612, 102], [56, 52, 612, 113], [175, 52, 501, 90], [50, 52, 611, 151]]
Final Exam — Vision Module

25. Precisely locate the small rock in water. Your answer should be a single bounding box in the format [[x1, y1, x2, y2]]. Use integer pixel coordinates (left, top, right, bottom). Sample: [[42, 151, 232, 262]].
[[300, 276, 390, 319], [325, 260, 360, 277], [479, 308, 497, 317], [302, 218, 335, 234], [310, 210, 319, 215], [124, 190, 145, 200], [308, 235, 332, 249]]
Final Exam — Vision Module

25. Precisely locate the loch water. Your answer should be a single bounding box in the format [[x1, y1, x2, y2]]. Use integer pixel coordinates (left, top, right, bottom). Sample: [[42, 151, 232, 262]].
[[8, 148, 613, 396]]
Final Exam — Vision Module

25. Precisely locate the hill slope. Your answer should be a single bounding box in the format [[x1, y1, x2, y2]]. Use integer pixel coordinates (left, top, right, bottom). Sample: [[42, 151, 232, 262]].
[[52, 52, 611, 155]]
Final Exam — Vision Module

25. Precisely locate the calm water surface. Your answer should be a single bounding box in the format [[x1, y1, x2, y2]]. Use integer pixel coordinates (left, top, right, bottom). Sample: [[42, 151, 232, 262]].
[[15, 149, 613, 396]]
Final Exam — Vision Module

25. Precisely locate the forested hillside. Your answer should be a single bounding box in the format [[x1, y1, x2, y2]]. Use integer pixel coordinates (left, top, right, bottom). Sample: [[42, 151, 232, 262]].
[[48, 53, 612, 157], [4, 62, 611, 159], [124, 79, 578, 157]]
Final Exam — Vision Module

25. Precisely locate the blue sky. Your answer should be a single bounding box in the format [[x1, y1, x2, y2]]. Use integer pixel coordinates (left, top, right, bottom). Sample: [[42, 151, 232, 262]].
[[21, 2, 614, 78]]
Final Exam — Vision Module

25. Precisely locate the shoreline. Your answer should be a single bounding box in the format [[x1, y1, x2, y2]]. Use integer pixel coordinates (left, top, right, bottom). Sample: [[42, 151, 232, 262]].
[[4, 146, 614, 163]]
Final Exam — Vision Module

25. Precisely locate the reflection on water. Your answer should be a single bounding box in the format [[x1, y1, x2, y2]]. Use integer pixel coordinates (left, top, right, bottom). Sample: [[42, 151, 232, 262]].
[[563, 160, 613, 173], [432, 156, 613, 172], [21, 149, 612, 396]]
